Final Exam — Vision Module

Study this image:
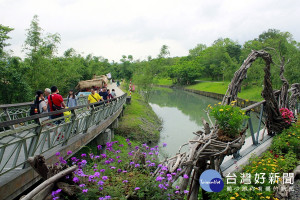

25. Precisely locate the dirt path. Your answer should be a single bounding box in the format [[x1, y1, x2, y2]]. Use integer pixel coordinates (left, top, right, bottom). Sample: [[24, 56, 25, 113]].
[[107, 82, 125, 97]]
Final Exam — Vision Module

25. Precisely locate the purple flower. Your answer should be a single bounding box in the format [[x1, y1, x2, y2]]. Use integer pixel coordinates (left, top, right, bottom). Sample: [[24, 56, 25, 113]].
[[117, 169, 122, 173], [116, 155, 120, 159], [150, 148, 155, 151], [177, 168, 182, 172], [183, 174, 189, 179], [79, 184, 86, 187], [135, 146, 139, 150], [104, 160, 111, 164], [116, 150, 121, 154], [98, 180, 104, 185], [95, 155, 100, 159], [158, 184, 166, 189], [102, 176, 108, 180], [156, 176, 165, 182], [119, 144, 124, 147], [175, 185, 180, 190], [73, 177, 79, 183], [122, 180, 128, 183], [100, 169, 105, 173], [142, 143, 147, 147], [171, 172, 176, 176], [59, 157, 67, 164], [118, 159, 122, 163], [162, 166, 168, 171], [135, 187, 140, 191], [129, 161, 134, 165], [184, 190, 189, 194], [175, 190, 180, 194], [97, 145, 102, 150], [51, 189, 62, 197], [55, 152, 60, 156], [163, 143, 167, 147], [82, 189, 88, 193], [149, 152, 153, 155], [53, 197, 59, 200], [101, 154, 107, 159], [128, 152, 133, 156], [67, 150, 72, 155], [122, 170, 127, 173], [128, 142, 132, 146], [126, 138, 130, 142], [148, 163, 155, 167], [105, 196, 111, 199], [94, 172, 100, 177], [135, 164, 140, 168], [81, 153, 86, 157], [110, 166, 116, 169]]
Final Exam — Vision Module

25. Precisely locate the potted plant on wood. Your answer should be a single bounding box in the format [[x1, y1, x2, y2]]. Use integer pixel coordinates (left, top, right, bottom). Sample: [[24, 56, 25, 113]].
[[209, 101, 249, 142]]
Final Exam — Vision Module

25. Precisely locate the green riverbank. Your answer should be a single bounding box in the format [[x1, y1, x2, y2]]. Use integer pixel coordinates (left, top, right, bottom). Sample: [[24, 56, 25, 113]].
[[115, 91, 162, 144], [157, 78, 264, 102]]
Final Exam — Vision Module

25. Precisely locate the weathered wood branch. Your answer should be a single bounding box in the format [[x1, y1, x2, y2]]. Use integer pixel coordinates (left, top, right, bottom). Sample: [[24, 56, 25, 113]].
[[21, 165, 77, 200]]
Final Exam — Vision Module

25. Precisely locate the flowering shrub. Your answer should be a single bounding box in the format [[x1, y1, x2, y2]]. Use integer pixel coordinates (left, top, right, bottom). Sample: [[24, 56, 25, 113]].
[[209, 101, 249, 137], [53, 136, 188, 199], [279, 108, 294, 124]]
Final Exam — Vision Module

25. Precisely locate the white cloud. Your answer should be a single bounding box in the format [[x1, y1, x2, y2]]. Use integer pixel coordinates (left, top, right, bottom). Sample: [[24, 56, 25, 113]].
[[1, 0, 300, 61]]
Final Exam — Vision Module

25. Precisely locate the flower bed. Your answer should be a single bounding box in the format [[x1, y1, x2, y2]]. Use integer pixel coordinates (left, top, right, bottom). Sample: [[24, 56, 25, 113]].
[[51, 135, 188, 199], [209, 117, 300, 200]]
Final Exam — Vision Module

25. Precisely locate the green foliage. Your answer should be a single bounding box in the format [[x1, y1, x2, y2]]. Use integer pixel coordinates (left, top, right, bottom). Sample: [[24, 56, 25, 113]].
[[168, 57, 202, 85], [157, 44, 170, 59], [0, 57, 32, 103], [188, 43, 207, 57], [0, 24, 13, 56], [209, 102, 249, 137], [270, 119, 300, 158]]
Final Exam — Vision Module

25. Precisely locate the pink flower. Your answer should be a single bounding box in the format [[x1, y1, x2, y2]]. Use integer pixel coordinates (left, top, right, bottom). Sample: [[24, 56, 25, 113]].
[[183, 174, 189, 179]]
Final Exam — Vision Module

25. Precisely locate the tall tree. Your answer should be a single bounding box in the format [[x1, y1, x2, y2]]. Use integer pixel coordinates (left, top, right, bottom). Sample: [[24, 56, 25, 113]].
[[158, 45, 170, 58], [188, 43, 207, 57], [0, 24, 13, 57]]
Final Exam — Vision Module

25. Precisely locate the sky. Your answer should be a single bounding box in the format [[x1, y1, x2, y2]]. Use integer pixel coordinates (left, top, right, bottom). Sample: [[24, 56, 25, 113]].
[[1, 0, 300, 62]]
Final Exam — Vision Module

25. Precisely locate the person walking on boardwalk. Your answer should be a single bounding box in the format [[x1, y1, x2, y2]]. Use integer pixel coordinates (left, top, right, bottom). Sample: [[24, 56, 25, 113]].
[[67, 90, 78, 107], [99, 87, 109, 101], [88, 88, 103, 108], [49, 86, 66, 122], [44, 88, 51, 112], [111, 89, 117, 98]]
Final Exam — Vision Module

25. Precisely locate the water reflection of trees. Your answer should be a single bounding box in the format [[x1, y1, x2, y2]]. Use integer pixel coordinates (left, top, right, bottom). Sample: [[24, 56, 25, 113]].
[[149, 88, 219, 126]]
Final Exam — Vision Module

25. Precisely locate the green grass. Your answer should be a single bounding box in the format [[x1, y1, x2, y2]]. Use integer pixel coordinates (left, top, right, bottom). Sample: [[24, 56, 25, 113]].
[[154, 78, 173, 86], [116, 90, 162, 143], [186, 81, 264, 102], [186, 81, 230, 94]]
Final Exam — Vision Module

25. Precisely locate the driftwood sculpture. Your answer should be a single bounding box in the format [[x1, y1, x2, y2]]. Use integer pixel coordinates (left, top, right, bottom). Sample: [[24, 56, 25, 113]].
[[153, 50, 299, 200], [21, 155, 79, 200]]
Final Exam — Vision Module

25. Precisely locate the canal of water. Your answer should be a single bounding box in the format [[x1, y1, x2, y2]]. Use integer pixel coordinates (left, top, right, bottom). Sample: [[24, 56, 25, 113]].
[[149, 87, 261, 157]]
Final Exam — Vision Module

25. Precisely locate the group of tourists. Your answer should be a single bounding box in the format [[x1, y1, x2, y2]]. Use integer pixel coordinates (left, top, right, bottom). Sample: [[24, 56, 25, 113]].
[[32, 86, 117, 121], [88, 87, 117, 105]]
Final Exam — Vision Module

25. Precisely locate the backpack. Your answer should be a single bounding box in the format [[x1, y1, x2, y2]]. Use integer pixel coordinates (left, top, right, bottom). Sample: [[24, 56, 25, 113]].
[[30, 100, 41, 116], [50, 95, 62, 111]]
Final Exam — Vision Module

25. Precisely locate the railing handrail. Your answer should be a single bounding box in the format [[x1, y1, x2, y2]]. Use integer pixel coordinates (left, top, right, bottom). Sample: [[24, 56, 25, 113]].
[[0, 94, 127, 128], [0, 96, 85, 109]]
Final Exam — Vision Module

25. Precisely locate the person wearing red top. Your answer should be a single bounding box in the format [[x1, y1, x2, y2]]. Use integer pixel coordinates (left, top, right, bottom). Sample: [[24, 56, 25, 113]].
[[49, 86, 66, 123]]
